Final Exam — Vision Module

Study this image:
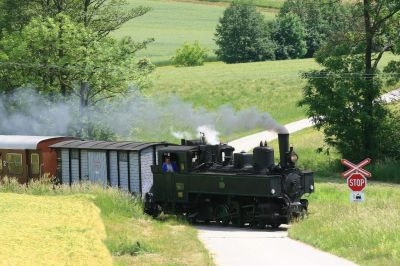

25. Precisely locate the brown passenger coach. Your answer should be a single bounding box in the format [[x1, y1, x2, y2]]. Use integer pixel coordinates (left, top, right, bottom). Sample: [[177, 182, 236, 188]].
[[0, 135, 75, 183]]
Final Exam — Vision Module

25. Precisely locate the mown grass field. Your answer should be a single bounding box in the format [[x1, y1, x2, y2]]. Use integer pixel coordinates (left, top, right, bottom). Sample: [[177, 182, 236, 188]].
[[269, 127, 400, 265], [113, 0, 277, 63], [0, 180, 212, 266], [0, 193, 113, 266]]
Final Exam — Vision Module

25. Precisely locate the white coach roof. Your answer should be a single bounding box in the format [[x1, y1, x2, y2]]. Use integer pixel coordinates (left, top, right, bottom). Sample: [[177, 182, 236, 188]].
[[0, 135, 64, 150]]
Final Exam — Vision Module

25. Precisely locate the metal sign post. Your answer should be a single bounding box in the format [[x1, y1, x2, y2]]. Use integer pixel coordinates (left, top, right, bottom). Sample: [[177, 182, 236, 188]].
[[341, 158, 371, 203]]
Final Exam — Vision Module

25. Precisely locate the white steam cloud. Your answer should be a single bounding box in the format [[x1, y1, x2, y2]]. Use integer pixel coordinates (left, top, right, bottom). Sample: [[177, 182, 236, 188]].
[[0, 88, 288, 142], [197, 125, 220, 145]]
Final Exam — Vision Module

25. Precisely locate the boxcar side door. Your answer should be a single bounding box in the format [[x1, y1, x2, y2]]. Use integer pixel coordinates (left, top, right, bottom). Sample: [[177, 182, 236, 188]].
[[88, 151, 107, 186]]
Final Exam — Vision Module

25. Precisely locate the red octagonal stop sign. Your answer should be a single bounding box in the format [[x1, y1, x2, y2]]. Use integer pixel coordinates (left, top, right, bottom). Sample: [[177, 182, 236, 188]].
[[347, 173, 367, 192]]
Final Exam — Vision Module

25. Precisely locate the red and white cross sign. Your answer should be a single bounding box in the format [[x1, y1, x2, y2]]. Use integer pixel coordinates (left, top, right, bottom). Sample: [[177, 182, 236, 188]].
[[341, 158, 371, 178]]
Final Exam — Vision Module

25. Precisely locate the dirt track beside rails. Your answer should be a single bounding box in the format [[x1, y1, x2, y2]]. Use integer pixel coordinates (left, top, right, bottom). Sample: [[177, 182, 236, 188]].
[[196, 225, 358, 266]]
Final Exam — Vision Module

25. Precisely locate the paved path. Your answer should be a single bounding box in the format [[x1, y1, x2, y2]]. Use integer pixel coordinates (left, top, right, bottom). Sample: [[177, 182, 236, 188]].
[[380, 88, 400, 103], [228, 118, 313, 152], [197, 225, 357, 266], [228, 88, 400, 152]]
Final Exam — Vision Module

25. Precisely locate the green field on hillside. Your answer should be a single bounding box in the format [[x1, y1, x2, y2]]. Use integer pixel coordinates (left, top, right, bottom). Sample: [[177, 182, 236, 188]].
[[146, 53, 399, 127], [147, 58, 319, 124], [113, 0, 277, 63]]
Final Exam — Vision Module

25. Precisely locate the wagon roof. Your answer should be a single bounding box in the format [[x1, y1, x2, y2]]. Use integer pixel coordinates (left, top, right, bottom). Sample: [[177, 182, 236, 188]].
[[157, 145, 198, 152], [50, 139, 169, 151], [0, 135, 68, 150]]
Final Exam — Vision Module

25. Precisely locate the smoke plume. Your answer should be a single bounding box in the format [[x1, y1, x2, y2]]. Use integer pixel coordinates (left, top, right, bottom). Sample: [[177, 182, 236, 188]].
[[0, 88, 288, 142]]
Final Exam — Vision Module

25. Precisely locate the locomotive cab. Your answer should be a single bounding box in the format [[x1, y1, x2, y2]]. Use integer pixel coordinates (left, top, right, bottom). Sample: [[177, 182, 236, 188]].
[[153, 146, 199, 174]]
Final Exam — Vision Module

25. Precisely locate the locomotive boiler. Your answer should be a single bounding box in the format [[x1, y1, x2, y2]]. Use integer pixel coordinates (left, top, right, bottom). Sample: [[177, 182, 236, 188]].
[[145, 133, 314, 228]]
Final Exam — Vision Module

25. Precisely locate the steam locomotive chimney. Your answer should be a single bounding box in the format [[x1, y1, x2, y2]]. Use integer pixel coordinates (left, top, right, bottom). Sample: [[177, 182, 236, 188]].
[[278, 133, 289, 168]]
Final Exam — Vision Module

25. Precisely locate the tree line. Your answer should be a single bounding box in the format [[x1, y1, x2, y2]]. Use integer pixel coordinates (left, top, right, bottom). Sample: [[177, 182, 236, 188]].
[[214, 0, 352, 63]]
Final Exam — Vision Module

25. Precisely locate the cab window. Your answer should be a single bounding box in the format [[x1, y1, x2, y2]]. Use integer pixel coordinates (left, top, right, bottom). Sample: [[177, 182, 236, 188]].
[[6, 153, 23, 175], [31, 153, 40, 175], [161, 153, 180, 172]]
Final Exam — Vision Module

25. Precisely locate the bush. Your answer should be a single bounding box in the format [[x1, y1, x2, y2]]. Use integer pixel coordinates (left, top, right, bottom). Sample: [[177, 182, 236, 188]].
[[271, 13, 307, 60], [214, 3, 275, 63], [171, 41, 208, 67]]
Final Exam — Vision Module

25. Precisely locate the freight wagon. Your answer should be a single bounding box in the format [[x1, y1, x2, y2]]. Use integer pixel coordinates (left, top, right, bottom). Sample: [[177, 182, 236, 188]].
[[49, 139, 170, 195]]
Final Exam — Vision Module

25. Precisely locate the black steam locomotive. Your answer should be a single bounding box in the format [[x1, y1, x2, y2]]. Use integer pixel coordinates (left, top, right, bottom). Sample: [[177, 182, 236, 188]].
[[145, 133, 314, 228]]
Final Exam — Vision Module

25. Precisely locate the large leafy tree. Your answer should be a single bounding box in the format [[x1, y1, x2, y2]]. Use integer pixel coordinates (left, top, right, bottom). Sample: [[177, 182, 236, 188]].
[[0, 0, 154, 138], [300, 1, 400, 161], [214, 3, 275, 63], [280, 0, 351, 57], [271, 13, 307, 60], [0, 15, 153, 137]]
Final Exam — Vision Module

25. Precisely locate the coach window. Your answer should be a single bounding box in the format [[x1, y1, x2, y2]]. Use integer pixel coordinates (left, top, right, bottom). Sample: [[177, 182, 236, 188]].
[[0, 154, 2, 171], [6, 153, 23, 175], [31, 153, 40, 175]]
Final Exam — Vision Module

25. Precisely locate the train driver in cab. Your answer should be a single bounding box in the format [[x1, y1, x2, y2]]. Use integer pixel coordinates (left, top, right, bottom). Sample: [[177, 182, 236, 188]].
[[162, 156, 178, 173]]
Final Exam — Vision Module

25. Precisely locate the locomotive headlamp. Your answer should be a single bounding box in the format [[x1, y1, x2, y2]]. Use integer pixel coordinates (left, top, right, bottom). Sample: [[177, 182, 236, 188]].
[[271, 188, 276, 195], [290, 153, 298, 163]]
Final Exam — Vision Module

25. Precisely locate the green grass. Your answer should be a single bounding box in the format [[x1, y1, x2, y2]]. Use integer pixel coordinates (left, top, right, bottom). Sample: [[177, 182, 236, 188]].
[[113, 0, 277, 64], [0, 179, 213, 266], [147, 58, 319, 124], [269, 127, 400, 265], [289, 181, 400, 266]]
